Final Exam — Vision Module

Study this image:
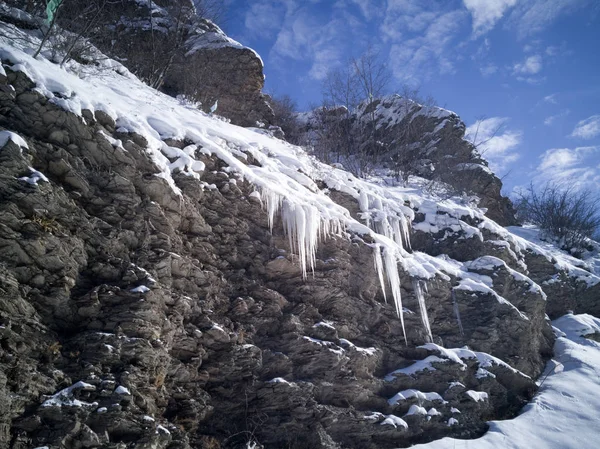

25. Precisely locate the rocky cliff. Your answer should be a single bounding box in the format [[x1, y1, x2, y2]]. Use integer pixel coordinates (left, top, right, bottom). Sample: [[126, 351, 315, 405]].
[[1, 7, 600, 449]]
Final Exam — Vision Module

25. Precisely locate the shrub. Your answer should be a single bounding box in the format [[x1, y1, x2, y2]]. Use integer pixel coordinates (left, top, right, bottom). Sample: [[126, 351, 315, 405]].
[[516, 183, 600, 254]]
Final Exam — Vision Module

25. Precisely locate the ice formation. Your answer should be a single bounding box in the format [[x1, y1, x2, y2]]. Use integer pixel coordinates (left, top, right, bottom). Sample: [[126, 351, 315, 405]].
[[414, 280, 433, 343]]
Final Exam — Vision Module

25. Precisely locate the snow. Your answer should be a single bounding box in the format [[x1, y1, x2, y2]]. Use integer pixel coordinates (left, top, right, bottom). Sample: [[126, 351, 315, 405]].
[[156, 425, 170, 435], [338, 338, 378, 355], [130, 285, 150, 293], [405, 404, 428, 416], [508, 225, 600, 285], [428, 407, 442, 416], [266, 377, 290, 384], [42, 381, 98, 408], [380, 414, 409, 429], [388, 389, 446, 405], [465, 390, 489, 402], [413, 313, 600, 449], [385, 356, 449, 380], [313, 320, 335, 329], [420, 343, 529, 379], [447, 417, 459, 426], [0, 130, 28, 150], [115, 385, 131, 395], [18, 167, 49, 185]]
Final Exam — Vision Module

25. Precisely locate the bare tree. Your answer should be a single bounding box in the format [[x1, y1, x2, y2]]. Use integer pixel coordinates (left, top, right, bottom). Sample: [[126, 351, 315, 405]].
[[516, 183, 600, 254], [269, 94, 301, 144], [317, 46, 391, 176]]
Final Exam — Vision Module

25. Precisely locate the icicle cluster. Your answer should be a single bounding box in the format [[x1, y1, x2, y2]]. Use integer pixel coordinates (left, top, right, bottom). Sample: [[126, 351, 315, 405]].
[[259, 189, 343, 278], [256, 179, 429, 345]]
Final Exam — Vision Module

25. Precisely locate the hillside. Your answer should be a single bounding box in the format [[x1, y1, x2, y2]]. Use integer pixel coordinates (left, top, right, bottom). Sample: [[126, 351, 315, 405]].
[[1, 5, 600, 449]]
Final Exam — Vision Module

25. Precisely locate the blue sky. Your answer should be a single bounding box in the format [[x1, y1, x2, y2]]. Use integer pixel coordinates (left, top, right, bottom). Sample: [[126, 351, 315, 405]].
[[221, 0, 600, 195]]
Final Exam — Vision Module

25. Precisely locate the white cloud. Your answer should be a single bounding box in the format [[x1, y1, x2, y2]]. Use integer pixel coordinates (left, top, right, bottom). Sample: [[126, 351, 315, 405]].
[[269, 4, 363, 81], [534, 146, 600, 188], [243, 1, 288, 39], [507, 0, 591, 39], [465, 117, 522, 173], [480, 63, 498, 76], [543, 94, 558, 104], [513, 54, 542, 75], [571, 115, 600, 140], [383, 3, 467, 84], [340, 0, 382, 21], [463, 0, 517, 37], [543, 109, 570, 126]]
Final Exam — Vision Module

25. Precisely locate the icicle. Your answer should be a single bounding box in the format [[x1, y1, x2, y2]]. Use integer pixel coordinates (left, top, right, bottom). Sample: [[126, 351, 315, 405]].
[[390, 216, 404, 250], [400, 213, 412, 251], [413, 279, 433, 343], [383, 247, 407, 344], [260, 189, 282, 231], [281, 200, 321, 279], [373, 244, 387, 303], [452, 289, 464, 336], [359, 191, 371, 228]]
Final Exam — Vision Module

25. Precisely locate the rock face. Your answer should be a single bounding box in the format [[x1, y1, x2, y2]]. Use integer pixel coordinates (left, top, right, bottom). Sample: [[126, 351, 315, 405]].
[[162, 18, 275, 128], [1, 10, 599, 449], [3, 0, 273, 127], [300, 96, 518, 226]]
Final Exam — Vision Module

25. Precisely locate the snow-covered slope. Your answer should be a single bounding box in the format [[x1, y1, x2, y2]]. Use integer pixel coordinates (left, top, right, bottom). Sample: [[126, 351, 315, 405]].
[[412, 313, 600, 449]]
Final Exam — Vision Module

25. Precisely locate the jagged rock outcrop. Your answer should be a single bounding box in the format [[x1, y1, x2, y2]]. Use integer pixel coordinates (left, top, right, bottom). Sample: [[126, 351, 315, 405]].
[[1, 10, 599, 449], [299, 96, 517, 226]]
